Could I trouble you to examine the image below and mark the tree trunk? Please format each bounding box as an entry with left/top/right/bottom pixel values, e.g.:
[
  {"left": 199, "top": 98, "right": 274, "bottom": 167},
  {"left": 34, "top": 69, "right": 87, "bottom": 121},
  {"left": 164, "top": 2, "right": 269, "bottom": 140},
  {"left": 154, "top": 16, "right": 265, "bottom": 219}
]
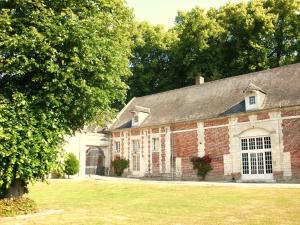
[{"left": 1, "top": 179, "right": 26, "bottom": 199}]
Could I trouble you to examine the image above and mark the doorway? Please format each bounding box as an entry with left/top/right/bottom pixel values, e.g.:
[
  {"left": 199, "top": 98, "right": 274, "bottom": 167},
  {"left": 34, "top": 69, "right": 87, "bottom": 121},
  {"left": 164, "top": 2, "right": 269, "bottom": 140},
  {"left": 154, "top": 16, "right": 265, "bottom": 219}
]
[
  {"left": 85, "top": 147, "right": 105, "bottom": 175},
  {"left": 241, "top": 136, "right": 273, "bottom": 180}
]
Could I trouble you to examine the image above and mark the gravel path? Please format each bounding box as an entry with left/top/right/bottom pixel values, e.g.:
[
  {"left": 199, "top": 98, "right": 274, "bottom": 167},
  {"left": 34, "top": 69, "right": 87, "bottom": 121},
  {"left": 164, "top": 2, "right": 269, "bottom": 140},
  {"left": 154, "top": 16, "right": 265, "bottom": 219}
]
[{"left": 81, "top": 175, "right": 300, "bottom": 189}]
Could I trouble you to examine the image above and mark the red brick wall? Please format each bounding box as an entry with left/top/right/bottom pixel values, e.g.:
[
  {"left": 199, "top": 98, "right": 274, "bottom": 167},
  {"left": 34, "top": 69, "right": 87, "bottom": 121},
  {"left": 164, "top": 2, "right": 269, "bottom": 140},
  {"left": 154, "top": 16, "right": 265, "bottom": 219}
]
[
  {"left": 113, "top": 132, "right": 120, "bottom": 137},
  {"left": 237, "top": 115, "right": 249, "bottom": 123},
  {"left": 131, "top": 129, "right": 140, "bottom": 136},
  {"left": 161, "top": 134, "right": 166, "bottom": 173},
  {"left": 152, "top": 152, "right": 160, "bottom": 175},
  {"left": 204, "top": 126, "right": 230, "bottom": 179},
  {"left": 257, "top": 112, "right": 270, "bottom": 120},
  {"left": 172, "top": 131, "right": 198, "bottom": 157},
  {"left": 172, "top": 130, "right": 198, "bottom": 176},
  {"left": 204, "top": 118, "right": 228, "bottom": 127},
  {"left": 181, "top": 157, "right": 195, "bottom": 177},
  {"left": 171, "top": 121, "right": 197, "bottom": 131},
  {"left": 151, "top": 128, "right": 159, "bottom": 133},
  {"left": 282, "top": 118, "right": 300, "bottom": 180},
  {"left": 282, "top": 108, "right": 300, "bottom": 117}
]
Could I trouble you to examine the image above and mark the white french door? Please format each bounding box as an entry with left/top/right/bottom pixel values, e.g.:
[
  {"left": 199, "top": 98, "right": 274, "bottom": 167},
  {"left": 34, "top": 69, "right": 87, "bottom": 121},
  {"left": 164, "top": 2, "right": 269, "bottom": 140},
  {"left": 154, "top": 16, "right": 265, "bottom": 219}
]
[
  {"left": 241, "top": 136, "right": 273, "bottom": 180},
  {"left": 131, "top": 140, "right": 141, "bottom": 176}
]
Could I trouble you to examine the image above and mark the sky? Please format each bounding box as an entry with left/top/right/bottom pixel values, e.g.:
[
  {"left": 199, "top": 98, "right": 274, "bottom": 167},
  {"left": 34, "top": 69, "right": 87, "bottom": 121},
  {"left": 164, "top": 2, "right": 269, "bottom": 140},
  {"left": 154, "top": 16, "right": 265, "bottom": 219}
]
[{"left": 126, "top": 0, "right": 246, "bottom": 28}]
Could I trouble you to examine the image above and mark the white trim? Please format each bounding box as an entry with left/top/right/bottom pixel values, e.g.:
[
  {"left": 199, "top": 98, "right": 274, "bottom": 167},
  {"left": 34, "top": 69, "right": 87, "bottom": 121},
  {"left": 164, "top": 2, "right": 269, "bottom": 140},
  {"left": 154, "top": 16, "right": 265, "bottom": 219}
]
[
  {"left": 171, "top": 128, "right": 198, "bottom": 133},
  {"left": 111, "top": 114, "right": 300, "bottom": 136},
  {"left": 281, "top": 115, "right": 300, "bottom": 120},
  {"left": 203, "top": 124, "right": 228, "bottom": 129}
]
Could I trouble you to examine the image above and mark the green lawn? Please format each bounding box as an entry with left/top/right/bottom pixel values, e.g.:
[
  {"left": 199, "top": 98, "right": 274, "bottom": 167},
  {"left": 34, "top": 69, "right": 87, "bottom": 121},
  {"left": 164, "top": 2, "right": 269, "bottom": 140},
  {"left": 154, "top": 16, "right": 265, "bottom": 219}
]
[{"left": 2, "top": 179, "right": 300, "bottom": 225}]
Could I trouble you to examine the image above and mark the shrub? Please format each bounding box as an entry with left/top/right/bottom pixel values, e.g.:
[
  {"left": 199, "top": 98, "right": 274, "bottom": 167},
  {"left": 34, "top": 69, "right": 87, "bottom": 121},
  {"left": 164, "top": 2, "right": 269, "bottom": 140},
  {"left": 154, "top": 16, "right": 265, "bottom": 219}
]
[
  {"left": 64, "top": 153, "right": 80, "bottom": 178},
  {"left": 111, "top": 158, "right": 129, "bottom": 176},
  {"left": 0, "top": 197, "right": 38, "bottom": 217},
  {"left": 191, "top": 155, "right": 213, "bottom": 180}
]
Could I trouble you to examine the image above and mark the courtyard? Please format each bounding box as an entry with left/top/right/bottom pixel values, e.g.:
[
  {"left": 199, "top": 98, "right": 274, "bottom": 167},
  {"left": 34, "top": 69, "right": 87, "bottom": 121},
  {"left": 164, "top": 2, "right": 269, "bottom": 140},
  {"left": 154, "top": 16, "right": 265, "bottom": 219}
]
[{"left": 1, "top": 178, "right": 300, "bottom": 225}]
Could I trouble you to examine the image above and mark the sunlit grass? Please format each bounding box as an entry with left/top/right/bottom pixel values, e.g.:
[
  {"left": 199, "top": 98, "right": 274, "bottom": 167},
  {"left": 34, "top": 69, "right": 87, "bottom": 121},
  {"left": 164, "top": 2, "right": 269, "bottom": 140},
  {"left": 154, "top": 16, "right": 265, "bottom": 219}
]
[{"left": 3, "top": 179, "right": 300, "bottom": 225}]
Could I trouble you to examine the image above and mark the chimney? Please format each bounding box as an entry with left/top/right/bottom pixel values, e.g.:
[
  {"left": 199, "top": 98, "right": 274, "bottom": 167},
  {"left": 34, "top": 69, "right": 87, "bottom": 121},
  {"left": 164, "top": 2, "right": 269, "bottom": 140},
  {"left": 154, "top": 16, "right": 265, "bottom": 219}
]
[{"left": 195, "top": 75, "right": 205, "bottom": 85}]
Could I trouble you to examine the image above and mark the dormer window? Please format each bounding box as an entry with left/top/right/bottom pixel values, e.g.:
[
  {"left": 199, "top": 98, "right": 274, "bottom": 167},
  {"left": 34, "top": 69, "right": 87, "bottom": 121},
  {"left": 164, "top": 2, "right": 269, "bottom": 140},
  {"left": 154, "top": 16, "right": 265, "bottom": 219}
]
[
  {"left": 243, "top": 83, "right": 266, "bottom": 111},
  {"left": 134, "top": 115, "right": 139, "bottom": 123},
  {"left": 249, "top": 96, "right": 256, "bottom": 105},
  {"left": 130, "top": 105, "right": 150, "bottom": 127}
]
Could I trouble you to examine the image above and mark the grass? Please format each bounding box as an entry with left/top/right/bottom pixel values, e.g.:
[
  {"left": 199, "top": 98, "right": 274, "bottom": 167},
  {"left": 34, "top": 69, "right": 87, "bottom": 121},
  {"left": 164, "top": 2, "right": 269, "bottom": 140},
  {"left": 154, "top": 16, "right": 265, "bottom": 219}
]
[{"left": 1, "top": 179, "right": 300, "bottom": 225}]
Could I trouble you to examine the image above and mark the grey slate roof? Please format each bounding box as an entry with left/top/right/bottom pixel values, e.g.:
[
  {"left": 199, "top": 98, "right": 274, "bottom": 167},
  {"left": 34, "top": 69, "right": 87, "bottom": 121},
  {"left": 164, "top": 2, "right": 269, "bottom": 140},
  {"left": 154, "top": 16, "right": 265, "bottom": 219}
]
[{"left": 111, "top": 63, "right": 300, "bottom": 130}]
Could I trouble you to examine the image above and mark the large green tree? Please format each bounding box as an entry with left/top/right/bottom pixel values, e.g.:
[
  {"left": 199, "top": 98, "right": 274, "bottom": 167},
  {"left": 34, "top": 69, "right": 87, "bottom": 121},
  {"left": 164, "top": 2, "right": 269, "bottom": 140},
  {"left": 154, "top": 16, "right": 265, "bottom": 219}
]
[
  {"left": 213, "top": 0, "right": 276, "bottom": 77},
  {"left": 171, "top": 7, "right": 225, "bottom": 83},
  {"left": 127, "top": 22, "right": 177, "bottom": 99},
  {"left": 0, "top": 0, "right": 133, "bottom": 198},
  {"left": 128, "top": 0, "right": 299, "bottom": 97},
  {"left": 264, "top": 0, "right": 300, "bottom": 66}
]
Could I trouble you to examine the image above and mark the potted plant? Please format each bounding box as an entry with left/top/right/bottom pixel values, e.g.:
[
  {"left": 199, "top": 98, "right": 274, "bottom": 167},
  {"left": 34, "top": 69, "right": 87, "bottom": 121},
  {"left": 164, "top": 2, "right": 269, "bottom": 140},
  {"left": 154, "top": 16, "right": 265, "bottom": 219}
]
[
  {"left": 191, "top": 155, "right": 213, "bottom": 180},
  {"left": 111, "top": 158, "right": 129, "bottom": 176}
]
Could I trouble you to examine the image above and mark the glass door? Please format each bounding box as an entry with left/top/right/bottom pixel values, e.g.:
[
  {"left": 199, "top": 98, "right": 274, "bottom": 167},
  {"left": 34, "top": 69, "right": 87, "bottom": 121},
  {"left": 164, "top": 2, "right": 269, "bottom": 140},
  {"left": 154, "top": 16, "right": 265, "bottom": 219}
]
[{"left": 241, "top": 137, "right": 273, "bottom": 180}]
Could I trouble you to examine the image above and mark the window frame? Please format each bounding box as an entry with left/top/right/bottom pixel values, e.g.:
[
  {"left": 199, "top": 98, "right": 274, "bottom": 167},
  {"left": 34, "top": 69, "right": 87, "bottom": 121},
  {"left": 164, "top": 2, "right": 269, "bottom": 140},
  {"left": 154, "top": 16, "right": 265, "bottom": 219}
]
[
  {"left": 240, "top": 136, "right": 273, "bottom": 176},
  {"left": 152, "top": 137, "right": 159, "bottom": 152},
  {"left": 114, "top": 141, "right": 120, "bottom": 153},
  {"left": 132, "top": 139, "right": 140, "bottom": 153},
  {"left": 240, "top": 136, "right": 272, "bottom": 151},
  {"left": 249, "top": 96, "right": 256, "bottom": 105}
]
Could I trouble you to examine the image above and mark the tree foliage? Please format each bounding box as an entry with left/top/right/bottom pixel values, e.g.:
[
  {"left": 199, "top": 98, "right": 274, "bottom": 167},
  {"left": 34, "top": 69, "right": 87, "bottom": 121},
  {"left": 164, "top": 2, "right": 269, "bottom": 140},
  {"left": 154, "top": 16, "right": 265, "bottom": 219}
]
[
  {"left": 127, "top": 22, "right": 177, "bottom": 99},
  {"left": 0, "top": 0, "right": 133, "bottom": 198},
  {"left": 128, "top": 0, "right": 299, "bottom": 97}
]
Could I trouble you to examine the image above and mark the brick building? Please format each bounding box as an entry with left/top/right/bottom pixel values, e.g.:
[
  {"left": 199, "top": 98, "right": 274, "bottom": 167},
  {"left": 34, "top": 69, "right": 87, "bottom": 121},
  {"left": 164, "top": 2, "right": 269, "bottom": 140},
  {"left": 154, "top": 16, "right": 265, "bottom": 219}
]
[{"left": 109, "top": 64, "right": 300, "bottom": 182}]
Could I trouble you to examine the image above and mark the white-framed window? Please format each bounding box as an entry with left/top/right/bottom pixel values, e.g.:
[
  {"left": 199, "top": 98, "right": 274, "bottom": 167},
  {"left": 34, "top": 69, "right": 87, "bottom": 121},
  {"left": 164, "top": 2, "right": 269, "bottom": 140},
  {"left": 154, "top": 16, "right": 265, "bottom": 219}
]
[
  {"left": 241, "top": 137, "right": 272, "bottom": 151},
  {"left": 114, "top": 141, "right": 120, "bottom": 153},
  {"left": 152, "top": 138, "right": 159, "bottom": 152},
  {"left": 249, "top": 96, "right": 256, "bottom": 105},
  {"left": 240, "top": 136, "right": 272, "bottom": 175},
  {"left": 132, "top": 140, "right": 140, "bottom": 153}
]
